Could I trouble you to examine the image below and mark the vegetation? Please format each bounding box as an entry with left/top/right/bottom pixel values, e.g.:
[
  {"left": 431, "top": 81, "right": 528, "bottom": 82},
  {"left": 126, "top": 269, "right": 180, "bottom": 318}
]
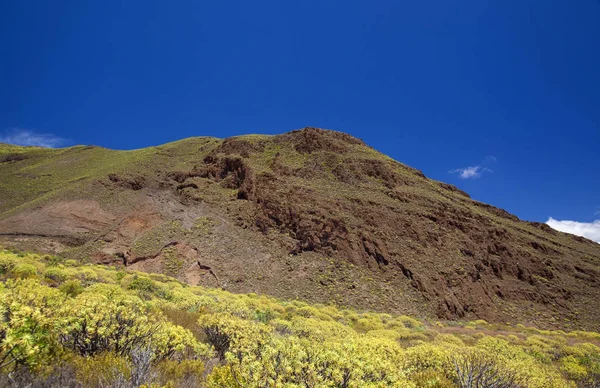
[
  {"left": 0, "top": 249, "right": 599, "bottom": 387},
  {"left": 2, "top": 129, "right": 600, "bottom": 332}
]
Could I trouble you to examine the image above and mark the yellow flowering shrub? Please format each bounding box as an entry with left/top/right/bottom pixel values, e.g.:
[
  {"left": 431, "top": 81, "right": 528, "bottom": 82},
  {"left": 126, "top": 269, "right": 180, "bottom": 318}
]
[
  {"left": 57, "top": 284, "right": 199, "bottom": 358},
  {"left": 43, "top": 267, "right": 67, "bottom": 283},
  {"left": 0, "top": 250, "right": 598, "bottom": 387},
  {"left": 10, "top": 263, "right": 38, "bottom": 279},
  {"left": 198, "top": 312, "right": 272, "bottom": 360},
  {"left": 0, "top": 279, "right": 64, "bottom": 369},
  {"left": 403, "top": 342, "right": 454, "bottom": 374},
  {"left": 207, "top": 331, "right": 414, "bottom": 387},
  {"left": 0, "top": 255, "right": 17, "bottom": 275}
]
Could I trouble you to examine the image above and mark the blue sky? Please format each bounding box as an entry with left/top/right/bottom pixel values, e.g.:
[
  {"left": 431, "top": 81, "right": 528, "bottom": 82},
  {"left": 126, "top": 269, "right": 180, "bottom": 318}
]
[{"left": 1, "top": 1, "right": 599, "bottom": 240}]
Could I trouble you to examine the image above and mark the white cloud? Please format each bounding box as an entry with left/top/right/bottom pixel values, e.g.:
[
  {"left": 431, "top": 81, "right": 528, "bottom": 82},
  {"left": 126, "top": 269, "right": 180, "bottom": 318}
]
[
  {"left": 0, "top": 128, "right": 64, "bottom": 148},
  {"left": 484, "top": 155, "right": 497, "bottom": 163},
  {"left": 449, "top": 166, "right": 491, "bottom": 179},
  {"left": 546, "top": 217, "right": 600, "bottom": 243}
]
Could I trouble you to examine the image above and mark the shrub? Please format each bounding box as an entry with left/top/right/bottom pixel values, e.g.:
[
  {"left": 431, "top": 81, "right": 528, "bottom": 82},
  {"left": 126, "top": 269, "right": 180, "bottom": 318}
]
[
  {"left": 411, "top": 370, "right": 455, "bottom": 388},
  {"left": 560, "top": 355, "right": 588, "bottom": 381},
  {"left": 254, "top": 309, "right": 275, "bottom": 323},
  {"left": 0, "top": 153, "right": 27, "bottom": 163},
  {"left": 128, "top": 276, "right": 158, "bottom": 293},
  {"left": 78, "top": 267, "right": 99, "bottom": 283},
  {"left": 451, "top": 350, "right": 525, "bottom": 388},
  {"left": 399, "top": 315, "right": 423, "bottom": 329},
  {"left": 404, "top": 343, "right": 453, "bottom": 374},
  {"left": 353, "top": 315, "right": 385, "bottom": 332},
  {"left": 198, "top": 312, "right": 271, "bottom": 360},
  {"left": 0, "top": 279, "right": 63, "bottom": 369},
  {"left": 57, "top": 287, "right": 198, "bottom": 359},
  {"left": 72, "top": 352, "right": 131, "bottom": 387},
  {"left": 41, "top": 254, "right": 63, "bottom": 266},
  {"left": 59, "top": 279, "right": 84, "bottom": 297},
  {"left": 0, "top": 364, "right": 79, "bottom": 387},
  {"left": 44, "top": 267, "right": 67, "bottom": 283},
  {"left": 10, "top": 263, "right": 37, "bottom": 279},
  {"left": 0, "top": 255, "right": 17, "bottom": 275},
  {"left": 155, "top": 358, "right": 205, "bottom": 386}
]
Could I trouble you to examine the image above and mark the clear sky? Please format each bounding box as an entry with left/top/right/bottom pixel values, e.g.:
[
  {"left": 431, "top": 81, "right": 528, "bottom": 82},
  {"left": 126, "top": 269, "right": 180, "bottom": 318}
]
[{"left": 1, "top": 1, "right": 599, "bottom": 240}]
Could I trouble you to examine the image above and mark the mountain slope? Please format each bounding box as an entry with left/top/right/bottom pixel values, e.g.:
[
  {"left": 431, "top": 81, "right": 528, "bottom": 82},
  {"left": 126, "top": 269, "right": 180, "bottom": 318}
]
[{"left": 1, "top": 127, "right": 599, "bottom": 330}]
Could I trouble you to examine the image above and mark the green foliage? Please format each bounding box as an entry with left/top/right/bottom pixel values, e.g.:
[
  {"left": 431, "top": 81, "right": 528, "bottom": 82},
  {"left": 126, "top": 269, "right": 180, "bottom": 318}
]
[
  {"left": 128, "top": 275, "right": 158, "bottom": 293},
  {"left": 193, "top": 216, "right": 214, "bottom": 235},
  {"left": 10, "top": 263, "right": 38, "bottom": 279},
  {"left": 43, "top": 267, "right": 67, "bottom": 283},
  {"left": 0, "top": 255, "right": 16, "bottom": 275},
  {"left": 162, "top": 246, "right": 185, "bottom": 277},
  {"left": 59, "top": 279, "right": 84, "bottom": 297}
]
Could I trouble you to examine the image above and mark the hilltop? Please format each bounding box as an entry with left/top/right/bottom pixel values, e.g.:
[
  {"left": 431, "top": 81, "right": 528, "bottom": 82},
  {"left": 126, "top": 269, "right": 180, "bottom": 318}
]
[{"left": 1, "top": 127, "right": 599, "bottom": 330}]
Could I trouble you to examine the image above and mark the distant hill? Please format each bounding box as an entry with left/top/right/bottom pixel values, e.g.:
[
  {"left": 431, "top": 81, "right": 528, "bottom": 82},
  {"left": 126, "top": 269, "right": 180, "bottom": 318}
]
[{"left": 1, "top": 127, "right": 599, "bottom": 330}]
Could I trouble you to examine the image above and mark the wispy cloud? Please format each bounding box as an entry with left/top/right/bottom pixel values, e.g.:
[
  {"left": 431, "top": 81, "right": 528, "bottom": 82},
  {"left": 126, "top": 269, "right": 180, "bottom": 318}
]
[
  {"left": 0, "top": 128, "right": 65, "bottom": 148},
  {"left": 450, "top": 155, "right": 496, "bottom": 179},
  {"left": 546, "top": 217, "right": 600, "bottom": 243},
  {"left": 449, "top": 166, "right": 491, "bottom": 179}
]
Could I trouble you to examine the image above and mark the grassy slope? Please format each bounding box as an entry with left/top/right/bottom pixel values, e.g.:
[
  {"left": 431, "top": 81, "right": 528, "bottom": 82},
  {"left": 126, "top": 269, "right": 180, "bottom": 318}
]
[
  {"left": 0, "top": 138, "right": 216, "bottom": 217},
  {"left": 2, "top": 134, "right": 596, "bottom": 257}
]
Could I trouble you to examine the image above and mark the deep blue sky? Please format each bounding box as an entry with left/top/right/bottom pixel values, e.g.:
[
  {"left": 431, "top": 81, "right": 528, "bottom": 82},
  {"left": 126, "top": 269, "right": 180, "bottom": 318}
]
[{"left": 1, "top": 1, "right": 599, "bottom": 230}]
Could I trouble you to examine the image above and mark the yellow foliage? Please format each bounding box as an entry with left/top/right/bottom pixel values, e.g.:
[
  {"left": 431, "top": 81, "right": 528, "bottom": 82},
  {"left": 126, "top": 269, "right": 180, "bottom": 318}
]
[
  {"left": 403, "top": 343, "right": 453, "bottom": 374},
  {"left": 11, "top": 263, "right": 38, "bottom": 279},
  {"left": 71, "top": 352, "right": 131, "bottom": 387},
  {"left": 0, "top": 250, "right": 598, "bottom": 387}
]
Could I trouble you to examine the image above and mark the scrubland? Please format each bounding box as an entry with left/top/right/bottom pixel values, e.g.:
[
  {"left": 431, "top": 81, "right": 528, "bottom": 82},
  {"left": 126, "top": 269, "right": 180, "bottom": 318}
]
[{"left": 1, "top": 250, "right": 599, "bottom": 387}]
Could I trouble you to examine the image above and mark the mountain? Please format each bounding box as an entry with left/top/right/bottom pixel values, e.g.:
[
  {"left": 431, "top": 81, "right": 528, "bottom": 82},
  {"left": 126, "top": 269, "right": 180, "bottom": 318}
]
[{"left": 1, "top": 127, "right": 599, "bottom": 330}]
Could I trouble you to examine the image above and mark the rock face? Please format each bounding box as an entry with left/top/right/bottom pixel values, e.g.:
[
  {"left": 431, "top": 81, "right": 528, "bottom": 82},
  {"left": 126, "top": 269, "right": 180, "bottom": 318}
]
[{"left": 1, "top": 127, "right": 599, "bottom": 330}]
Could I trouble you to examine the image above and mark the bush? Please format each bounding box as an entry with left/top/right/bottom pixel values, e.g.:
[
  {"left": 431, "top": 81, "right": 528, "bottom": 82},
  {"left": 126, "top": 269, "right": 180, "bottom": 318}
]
[
  {"left": 72, "top": 352, "right": 131, "bottom": 387},
  {"left": 44, "top": 267, "right": 67, "bottom": 283},
  {"left": 0, "top": 255, "right": 17, "bottom": 275},
  {"left": 57, "top": 287, "right": 198, "bottom": 359},
  {"left": 411, "top": 370, "right": 455, "bottom": 388},
  {"left": 128, "top": 276, "right": 158, "bottom": 293},
  {"left": 199, "top": 312, "right": 271, "bottom": 360},
  {"left": 59, "top": 279, "right": 84, "bottom": 297},
  {"left": 155, "top": 358, "right": 205, "bottom": 386},
  {"left": 399, "top": 315, "right": 423, "bottom": 329},
  {"left": 0, "top": 279, "right": 63, "bottom": 369},
  {"left": 78, "top": 267, "right": 99, "bottom": 283},
  {"left": 41, "top": 254, "right": 63, "bottom": 266},
  {"left": 10, "top": 263, "right": 37, "bottom": 279},
  {"left": 451, "top": 350, "right": 525, "bottom": 388}
]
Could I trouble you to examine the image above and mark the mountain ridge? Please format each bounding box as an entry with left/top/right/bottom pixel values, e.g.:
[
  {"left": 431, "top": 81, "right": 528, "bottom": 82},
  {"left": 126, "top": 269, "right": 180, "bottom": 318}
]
[{"left": 1, "top": 127, "right": 599, "bottom": 330}]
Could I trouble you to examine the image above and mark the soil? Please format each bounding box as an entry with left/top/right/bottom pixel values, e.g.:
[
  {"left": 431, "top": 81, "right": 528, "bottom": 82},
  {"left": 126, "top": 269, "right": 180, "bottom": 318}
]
[{"left": 1, "top": 127, "right": 599, "bottom": 331}]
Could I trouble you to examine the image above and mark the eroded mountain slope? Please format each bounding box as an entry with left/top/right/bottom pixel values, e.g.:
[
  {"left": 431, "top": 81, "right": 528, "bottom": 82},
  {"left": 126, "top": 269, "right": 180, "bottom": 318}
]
[{"left": 1, "top": 128, "right": 599, "bottom": 330}]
